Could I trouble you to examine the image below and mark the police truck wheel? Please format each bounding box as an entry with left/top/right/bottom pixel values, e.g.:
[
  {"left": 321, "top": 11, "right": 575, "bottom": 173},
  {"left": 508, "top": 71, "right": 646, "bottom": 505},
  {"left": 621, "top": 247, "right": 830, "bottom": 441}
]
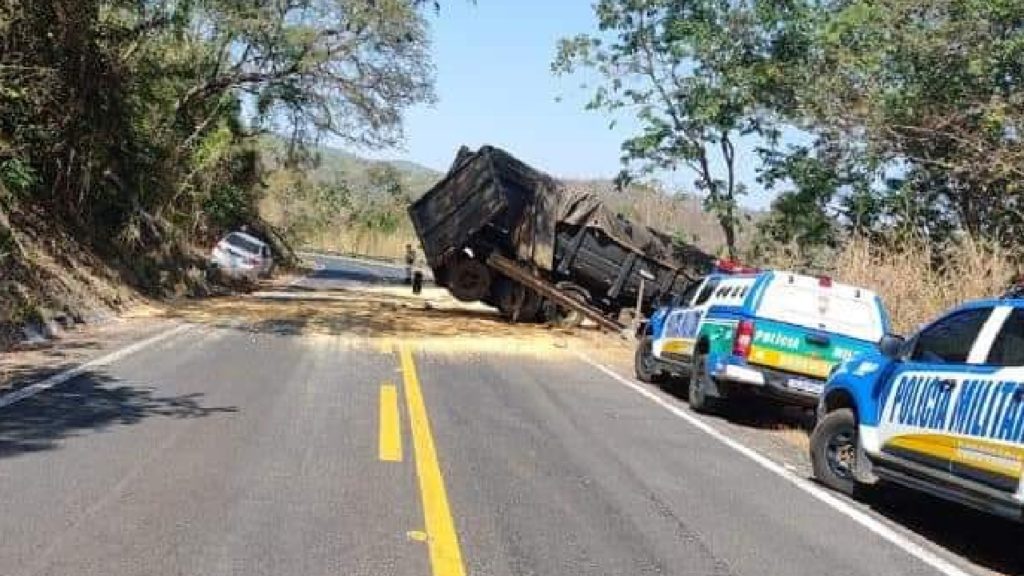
[
  {"left": 810, "top": 408, "right": 860, "bottom": 497},
  {"left": 688, "top": 353, "right": 717, "bottom": 413},
  {"left": 634, "top": 337, "right": 664, "bottom": 383}
]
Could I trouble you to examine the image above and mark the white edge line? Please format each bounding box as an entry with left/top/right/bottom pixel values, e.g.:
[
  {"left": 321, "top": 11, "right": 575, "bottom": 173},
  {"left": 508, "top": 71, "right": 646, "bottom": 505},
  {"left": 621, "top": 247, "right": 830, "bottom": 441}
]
[
  {"left": 0, "top": 324, "right": 194, "bottom": 410},
  {"left": 576, "top": 353, "right": 972, "bottom": 576}
]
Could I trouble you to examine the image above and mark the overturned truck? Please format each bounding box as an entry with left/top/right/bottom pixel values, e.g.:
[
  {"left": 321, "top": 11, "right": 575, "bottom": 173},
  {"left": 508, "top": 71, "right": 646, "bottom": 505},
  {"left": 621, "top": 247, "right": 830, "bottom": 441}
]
[{"left": 408, "top": 145, "right": 716, "bottom": 331}]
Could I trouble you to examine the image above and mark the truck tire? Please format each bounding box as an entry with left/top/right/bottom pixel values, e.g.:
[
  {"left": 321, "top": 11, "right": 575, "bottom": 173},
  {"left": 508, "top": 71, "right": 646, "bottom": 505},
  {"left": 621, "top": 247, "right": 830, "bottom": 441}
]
[
  {"left": 447, "top": 258, "right": 491, "bottom": 302},
  {"left": 498, "top": 282, "right": 542, "bottom": 323},
  {"left": 810, "top": 408, "right": 861, "bottom": 497},
  {"left": 689, "top": 353, "right": 719, "bottom": 413},
  {"left": 634, "top": 337, "right": 665, "bottom": 383},
  {"left": 544, "top": 285, "right": 588, "bottom": 328},
  {"left": 518, "top": 293, "right": 543, "bottom": 323},
  {"left": 433, "top": 264, "right": 450, "bottom": 288}
]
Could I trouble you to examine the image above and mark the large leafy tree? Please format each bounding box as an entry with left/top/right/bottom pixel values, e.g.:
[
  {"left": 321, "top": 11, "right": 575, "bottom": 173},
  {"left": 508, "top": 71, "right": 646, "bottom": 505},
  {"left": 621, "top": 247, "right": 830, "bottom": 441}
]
[
  {"left": 797, "top": 0, "right": 1024, "bottom": 244},
  {"left": 553, "top": 0, "right": 809, "bottom": 258},
  {"left": 0, "top": 0, "right": 436, "bottom": 246}
]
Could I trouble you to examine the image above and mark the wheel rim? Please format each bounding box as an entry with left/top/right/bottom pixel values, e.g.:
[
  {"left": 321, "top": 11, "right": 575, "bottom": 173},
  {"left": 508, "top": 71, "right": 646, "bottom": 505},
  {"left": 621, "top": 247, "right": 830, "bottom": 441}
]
[
  {"left": 825, "top": 428, "right": 857, "bottom": 480},
  {"left": 563, "top": 309, "right": 584, "bottom": 326},
  {"left": 555, "top": 289, "right": 587, "bottom": 328}
]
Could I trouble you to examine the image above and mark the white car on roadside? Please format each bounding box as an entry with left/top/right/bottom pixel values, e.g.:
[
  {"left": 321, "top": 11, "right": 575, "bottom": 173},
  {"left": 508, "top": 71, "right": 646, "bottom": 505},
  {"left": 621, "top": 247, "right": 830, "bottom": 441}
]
[{"left": 210, "top": 231, "right": 274, "bottom": 280}]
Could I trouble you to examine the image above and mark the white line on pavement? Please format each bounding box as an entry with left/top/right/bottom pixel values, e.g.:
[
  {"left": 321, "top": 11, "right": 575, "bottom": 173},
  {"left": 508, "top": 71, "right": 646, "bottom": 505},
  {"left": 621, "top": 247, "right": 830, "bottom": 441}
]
[
  {"left": 0, "top": 323, "right": 194, "bottom": 410},
  {"left": 578, "top": 355, "right": 972, "bottom": 576}
]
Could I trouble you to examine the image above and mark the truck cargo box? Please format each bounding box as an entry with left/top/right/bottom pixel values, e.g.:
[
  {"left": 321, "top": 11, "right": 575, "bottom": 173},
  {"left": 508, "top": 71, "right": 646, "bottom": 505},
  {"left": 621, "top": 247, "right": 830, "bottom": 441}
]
[{"left": 408, "top": 145, "right": 716, "bottom": 328}]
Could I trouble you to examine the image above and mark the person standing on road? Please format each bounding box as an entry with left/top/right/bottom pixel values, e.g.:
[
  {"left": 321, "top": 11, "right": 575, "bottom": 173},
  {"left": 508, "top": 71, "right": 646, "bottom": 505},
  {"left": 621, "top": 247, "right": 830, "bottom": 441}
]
[{"left": 405, "top": 243, "right": 416, "bottom": 285}]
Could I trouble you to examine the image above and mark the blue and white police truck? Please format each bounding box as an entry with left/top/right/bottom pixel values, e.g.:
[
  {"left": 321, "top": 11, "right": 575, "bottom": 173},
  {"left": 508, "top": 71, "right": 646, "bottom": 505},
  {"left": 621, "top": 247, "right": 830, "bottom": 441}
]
[
  {"left": 812, "top": 298, "right": 1024, "bottom": 520},
  {"left": 636, "top": 266, "right": 889, "bottom": 412}
]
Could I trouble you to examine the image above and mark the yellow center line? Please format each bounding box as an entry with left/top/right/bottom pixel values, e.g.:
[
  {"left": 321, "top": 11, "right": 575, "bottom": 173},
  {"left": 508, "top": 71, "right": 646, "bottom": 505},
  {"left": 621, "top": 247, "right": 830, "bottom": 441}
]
[
  {"left": 379, "top": 384, "right": 403, "bottom": 462},
  {"left": 399, "top": 344, "right": 466, "bottom": 576}
]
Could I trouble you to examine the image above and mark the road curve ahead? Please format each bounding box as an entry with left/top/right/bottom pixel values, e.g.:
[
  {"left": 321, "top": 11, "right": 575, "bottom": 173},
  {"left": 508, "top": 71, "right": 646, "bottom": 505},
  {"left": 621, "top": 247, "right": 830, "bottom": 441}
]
[{"left": 0, "top": 257, "right": 988, "bottom": 576}]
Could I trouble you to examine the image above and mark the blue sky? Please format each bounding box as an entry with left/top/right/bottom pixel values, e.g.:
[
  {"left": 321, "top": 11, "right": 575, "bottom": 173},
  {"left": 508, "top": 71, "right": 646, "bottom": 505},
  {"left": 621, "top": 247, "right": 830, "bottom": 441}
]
[{"left": 356, "top": 1, "right": 783, "bottom": 209}]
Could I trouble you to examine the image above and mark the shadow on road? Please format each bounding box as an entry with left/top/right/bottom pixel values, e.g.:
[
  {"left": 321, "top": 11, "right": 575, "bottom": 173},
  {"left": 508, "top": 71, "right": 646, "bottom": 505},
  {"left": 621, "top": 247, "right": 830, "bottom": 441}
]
[
  {"left": 2, "top": 341, "right": 104, "bottom": 393},
  {"left": 657, "top": 378, "right": 815, "bottom": 433},
  {"left": 0, "top": 370, "right": 237, "bottom": 459},
  {"left": 861, "top": 483, "right": 1024, "bottom": 575}
]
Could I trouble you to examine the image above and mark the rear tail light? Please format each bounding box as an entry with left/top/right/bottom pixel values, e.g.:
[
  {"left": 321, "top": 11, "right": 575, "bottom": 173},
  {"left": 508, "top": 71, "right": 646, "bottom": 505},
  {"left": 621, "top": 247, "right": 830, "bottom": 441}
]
[{"left": 733, "top": 319, "right": 755, "bottom": 358}]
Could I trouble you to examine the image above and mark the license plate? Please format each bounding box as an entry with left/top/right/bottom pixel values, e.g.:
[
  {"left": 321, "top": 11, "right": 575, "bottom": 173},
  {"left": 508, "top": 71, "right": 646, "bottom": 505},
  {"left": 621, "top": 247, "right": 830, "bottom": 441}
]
[{"left": 787, "top": 378, "right": 824, "bottom": 395}]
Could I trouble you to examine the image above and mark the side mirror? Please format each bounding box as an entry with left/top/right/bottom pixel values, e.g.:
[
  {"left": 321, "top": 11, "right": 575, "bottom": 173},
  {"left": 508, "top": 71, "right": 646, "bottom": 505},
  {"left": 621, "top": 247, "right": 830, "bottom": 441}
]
[{"left": 878, "top": 334, "right": 907, "bottom": 360}]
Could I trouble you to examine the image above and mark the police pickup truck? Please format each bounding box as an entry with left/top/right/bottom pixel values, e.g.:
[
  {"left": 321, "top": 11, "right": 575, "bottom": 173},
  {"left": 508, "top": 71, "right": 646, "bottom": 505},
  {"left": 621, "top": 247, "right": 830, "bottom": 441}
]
[
  {"left": 812, "top": 298, "right": 1024, "bottom": 520},
  {"left": 635, "top": 268, "right": 889, "bottom": 413}
]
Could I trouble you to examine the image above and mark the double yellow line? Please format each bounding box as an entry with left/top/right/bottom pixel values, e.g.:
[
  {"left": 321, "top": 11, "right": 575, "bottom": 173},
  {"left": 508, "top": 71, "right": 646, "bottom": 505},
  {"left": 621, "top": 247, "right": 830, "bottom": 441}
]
[{"left": 379, "top": 344, "right": 466, "bottom": 576}]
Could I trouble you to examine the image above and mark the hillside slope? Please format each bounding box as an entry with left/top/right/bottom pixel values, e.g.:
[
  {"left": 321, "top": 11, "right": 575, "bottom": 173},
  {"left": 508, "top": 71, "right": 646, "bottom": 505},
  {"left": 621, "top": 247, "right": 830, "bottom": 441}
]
[{"left": 258, "top": 138, "right": 442, "bottom": 197}]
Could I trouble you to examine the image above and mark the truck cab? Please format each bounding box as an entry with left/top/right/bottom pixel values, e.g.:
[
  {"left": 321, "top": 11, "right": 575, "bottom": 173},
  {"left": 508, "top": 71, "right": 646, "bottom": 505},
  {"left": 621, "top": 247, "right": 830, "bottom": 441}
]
[
  {"left": 636, "top": 270, "right": 890, "bottom": 413},
  {"left": 812, "top": 299, "right": 1024, "bottom": 521}
]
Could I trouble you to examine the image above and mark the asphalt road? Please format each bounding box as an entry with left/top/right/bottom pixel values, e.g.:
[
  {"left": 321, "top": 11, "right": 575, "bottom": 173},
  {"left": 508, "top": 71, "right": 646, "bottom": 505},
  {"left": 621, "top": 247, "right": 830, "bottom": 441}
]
[
  {"left": 0, "top": 254, "right": 1011, "bottom": 576},
  {"left": 295, "top": 253, "right": 416, "bottom": 289}
]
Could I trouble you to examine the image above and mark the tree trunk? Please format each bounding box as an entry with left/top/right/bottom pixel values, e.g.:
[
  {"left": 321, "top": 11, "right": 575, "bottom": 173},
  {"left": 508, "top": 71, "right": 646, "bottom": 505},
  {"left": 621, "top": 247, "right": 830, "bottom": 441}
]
[{"left": 719, "top": 214, "right": 737, "bottom": 260}]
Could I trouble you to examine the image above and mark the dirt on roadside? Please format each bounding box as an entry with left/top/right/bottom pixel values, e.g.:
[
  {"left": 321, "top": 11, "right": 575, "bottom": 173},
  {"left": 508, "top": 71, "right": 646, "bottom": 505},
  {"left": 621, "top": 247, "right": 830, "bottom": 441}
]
[{"left": 0, "top": 304, "right": 177, "bottom": 393}]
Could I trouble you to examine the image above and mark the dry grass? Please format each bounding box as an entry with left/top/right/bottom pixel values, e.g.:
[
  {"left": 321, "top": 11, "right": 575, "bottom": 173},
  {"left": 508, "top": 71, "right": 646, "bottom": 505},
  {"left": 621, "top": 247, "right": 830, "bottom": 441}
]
[
  {"left": 303, "top": 229, "right": 418, "bottom": 261},
  {"left": 770, "top": 235, "right": 1016, "bottom": 334}
]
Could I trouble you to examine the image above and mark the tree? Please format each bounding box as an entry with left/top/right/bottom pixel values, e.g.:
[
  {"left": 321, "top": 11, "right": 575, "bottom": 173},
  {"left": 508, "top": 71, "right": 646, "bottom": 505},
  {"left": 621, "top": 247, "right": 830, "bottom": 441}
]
[
  {"left": 553, "top": 0, "right": 809, "bottom": 258},
  {"left": 367, "top": 163, "right": 407, "bottom": 201},
  {"left": 754, "top": 145, "right": 842, "bottom": 255},
  {"left": 795, "top": 0, "right": 1024, "bottom": 245},
  {"left": 0, "top": 0, "right": 437, "bottom": 243}
]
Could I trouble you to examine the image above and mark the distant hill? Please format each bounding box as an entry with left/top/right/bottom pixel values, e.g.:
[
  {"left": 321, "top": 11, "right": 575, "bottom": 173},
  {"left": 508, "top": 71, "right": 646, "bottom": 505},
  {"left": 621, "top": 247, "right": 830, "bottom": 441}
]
[{"left": 258, "top": 136, "right": 443, "bottom": 197}]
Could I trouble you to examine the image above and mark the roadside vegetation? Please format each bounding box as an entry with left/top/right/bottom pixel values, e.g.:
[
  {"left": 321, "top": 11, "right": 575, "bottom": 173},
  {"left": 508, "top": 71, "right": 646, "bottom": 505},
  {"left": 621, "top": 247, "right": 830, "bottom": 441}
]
[
  {"left": 259, "top": 141, "right": 429, "bottom": 260},
  {"left": 0, "top": 0, "right": 437, "bottom": 346}
]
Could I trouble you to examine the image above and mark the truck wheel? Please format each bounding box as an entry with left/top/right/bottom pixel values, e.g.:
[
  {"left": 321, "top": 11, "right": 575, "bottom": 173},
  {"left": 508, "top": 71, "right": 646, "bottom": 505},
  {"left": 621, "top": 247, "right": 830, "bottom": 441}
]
[
  {"left": 447, "top": 258, "right": 491, "bottom": 302},
  {"left": 546, "top": 304, "right": 585, "bottom": 329},
  {"left": 495, "top": 282, "right": 544, "bottom": 323},
  {"left": 544, "top": 285, "right": 588, "bottom": 328},
  {"left": 688, "top": 353, "right": 719, "bottom": 413},
  {"left": 810, "top": 408, "right": 861, "bottom": 497},
  {"left": 634, "top": 337, "right": 665, "bottom": 383},
  {"left": 501, "top": 283, "right": 542, "bottom": 323}
]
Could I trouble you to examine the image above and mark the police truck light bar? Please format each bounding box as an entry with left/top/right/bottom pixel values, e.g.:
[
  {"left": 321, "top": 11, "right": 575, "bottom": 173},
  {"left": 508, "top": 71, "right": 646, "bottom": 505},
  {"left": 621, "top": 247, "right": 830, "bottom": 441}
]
[{"left": 715, "top": 259, "right": 760, "bottom": 275}]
